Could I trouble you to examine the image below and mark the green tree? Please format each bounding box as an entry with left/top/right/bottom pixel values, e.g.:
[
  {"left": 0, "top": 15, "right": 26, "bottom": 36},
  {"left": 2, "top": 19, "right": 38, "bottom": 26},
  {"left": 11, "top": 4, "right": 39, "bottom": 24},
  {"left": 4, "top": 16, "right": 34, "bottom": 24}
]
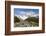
[{"left": 14, "top": 16, "right": 20, "bottom": 23}]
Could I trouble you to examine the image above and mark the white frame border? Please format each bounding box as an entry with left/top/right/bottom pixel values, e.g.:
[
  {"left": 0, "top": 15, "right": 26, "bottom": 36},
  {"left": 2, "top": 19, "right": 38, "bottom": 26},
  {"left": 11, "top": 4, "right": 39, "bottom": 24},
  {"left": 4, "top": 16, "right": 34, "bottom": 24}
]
[{"left": 11, "top": 5, "right": 42, "bottom": 31}]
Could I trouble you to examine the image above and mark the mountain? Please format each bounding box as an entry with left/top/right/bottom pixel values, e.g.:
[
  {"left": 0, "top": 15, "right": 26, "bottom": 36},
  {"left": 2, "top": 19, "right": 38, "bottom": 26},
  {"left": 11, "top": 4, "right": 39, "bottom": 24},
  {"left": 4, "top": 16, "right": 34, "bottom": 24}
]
[
  {"left": 25, "top": 17, "right": 39, "bottom": 23},
  {"left": 15, "top": 15, "right": 28, "bottom": 20},
  {"left": 15, "top": 13, "right": 39, "bottom": 20}
]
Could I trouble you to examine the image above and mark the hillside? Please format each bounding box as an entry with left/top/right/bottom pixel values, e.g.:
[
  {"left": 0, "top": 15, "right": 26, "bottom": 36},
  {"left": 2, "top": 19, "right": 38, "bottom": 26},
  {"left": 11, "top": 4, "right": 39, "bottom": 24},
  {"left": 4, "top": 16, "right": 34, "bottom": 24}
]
[
  {"left": 14, "top": 16, "right": 39, "bottom": 27},
  {"left": 14, "top": 16, "right": 20, "bottom": 23},
  {"left": 25, "top": 17, "right": 39, "bottom": 23}
]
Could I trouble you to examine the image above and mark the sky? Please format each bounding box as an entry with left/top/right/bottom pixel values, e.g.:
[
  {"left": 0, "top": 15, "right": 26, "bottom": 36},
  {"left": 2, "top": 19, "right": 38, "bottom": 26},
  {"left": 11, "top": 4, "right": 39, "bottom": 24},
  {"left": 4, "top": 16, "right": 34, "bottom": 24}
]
[
  {"left": 14, "top": 8, "right": 39, "bottom": 16},
  {"left": 14, "top": 8, "right": 39, "bottom": 20}
]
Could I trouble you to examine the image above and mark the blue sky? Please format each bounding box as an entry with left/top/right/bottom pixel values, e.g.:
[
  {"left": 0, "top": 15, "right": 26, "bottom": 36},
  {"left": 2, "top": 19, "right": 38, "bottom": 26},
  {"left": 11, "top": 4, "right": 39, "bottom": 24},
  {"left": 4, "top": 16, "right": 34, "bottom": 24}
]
[{"left": 14, "top": 8, "right": 39, "bottom": 16}]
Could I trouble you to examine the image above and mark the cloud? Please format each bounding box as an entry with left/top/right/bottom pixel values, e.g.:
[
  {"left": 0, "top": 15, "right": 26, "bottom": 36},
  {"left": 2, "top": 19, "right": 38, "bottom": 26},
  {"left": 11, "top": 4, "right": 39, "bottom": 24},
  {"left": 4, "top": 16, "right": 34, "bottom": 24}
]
[{"left": 24, "top": 11, "right": 38, "bottom": 17}]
